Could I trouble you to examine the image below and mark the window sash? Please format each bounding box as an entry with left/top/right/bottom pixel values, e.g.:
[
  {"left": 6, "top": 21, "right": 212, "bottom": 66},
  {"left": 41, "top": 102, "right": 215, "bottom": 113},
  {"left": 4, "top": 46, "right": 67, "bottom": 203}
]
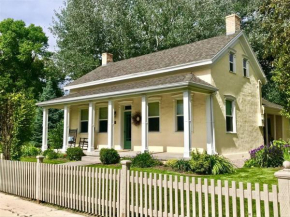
[
  {"left": 229, "top": 53, "right": 235, "bottom": 72},
  {"left": 148, "top": 102, "right": 160, "bottom": 132},
  {"left": 176, "top": 100, "right": 184, "bottom": 131},
  {"left": 99, "top": 107, "right": 108, "bottom": 132},
  {"left": 243, "top": 59, "right": 249, "bottom": 77},
  {"left": 225, "top": 100, "right": 235, "bottom": 132}
]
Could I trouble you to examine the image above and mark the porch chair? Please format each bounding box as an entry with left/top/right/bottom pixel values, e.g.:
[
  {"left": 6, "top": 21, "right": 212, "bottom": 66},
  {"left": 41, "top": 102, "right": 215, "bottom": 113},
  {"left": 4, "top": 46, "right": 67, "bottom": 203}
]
[
  {"left": 68, "top": 129, "right": 78, "bottom": 147},
  {"left": 79, "top": 138, "right": 88, "bottom": 150}
]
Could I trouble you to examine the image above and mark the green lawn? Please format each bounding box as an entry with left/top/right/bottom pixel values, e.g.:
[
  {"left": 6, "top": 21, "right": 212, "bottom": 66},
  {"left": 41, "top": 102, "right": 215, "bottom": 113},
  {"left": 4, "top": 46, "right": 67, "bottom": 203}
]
[
  {"left": 20, "top": 157, "right": 70, "bottom": 164},
  {"left": 87, "top": 164, "right": 280, "bottom": 186}
]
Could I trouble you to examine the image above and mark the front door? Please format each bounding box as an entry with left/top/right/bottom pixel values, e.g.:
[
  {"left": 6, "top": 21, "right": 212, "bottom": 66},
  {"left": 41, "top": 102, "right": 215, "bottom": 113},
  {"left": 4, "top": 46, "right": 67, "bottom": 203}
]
[{"left": 124, "top": 111, "right": 132, "bottom": 149}]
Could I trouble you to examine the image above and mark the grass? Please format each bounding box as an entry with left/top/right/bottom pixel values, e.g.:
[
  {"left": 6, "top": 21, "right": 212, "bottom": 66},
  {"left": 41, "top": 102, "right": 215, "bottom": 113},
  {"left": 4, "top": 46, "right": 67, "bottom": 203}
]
[
  {"left": 87, "top": 164, "right": 280, "bottom": 186},
  {"left": 20, "top": 156, "right": 71, "bottom": 164}
]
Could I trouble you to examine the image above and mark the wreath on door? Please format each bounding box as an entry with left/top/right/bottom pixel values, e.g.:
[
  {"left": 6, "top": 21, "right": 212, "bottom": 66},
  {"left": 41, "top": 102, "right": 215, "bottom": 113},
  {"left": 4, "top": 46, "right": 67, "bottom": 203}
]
[{"left": 132, "top": 112, "right": 141, "bottom": 126}]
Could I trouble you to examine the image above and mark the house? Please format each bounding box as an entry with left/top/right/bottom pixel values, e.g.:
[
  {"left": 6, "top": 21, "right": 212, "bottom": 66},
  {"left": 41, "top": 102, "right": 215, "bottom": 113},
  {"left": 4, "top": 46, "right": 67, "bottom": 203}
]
[{"left": 37, "top": 14, "right": 290, "bottom": 159}]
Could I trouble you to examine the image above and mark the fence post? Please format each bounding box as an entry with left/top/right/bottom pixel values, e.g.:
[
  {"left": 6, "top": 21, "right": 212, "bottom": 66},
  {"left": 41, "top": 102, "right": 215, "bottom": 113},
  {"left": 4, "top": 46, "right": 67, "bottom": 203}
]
[
  {"left": 120, "top": 160, "right": 131, "bottom": 217},
  {"left": 36, "top": 155, "right": 44, "bottom": 203},
  {"left": 275, "top": 161, "right": 290, "bottom": 217}
]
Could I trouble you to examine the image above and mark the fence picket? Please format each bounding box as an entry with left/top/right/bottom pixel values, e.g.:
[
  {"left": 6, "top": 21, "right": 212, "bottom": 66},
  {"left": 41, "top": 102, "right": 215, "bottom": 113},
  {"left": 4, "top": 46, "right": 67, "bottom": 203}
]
[
  {"left": 255, "top": 183, "right": 261, "bottom": 217},
  {"left": 272, "top": 185, "right": 279, "bottom": 217},
  {"left": 169, "top": 175, "right": 173, "bottom": 217},
  {"left": 186, "top": 177, "right": 190, "bottom": 217},
  {"left": 225, "top": 180, "right": 229, "bottom": 217},
  {"left": 198, "top": 178, "right": 202, "bottom": 217},
  {"left": 159, "top": 174, "right": 163, "bottom": 217},
  {"left": 210, "top": 179, "right": 215, "bottom": 217},
  {"left": 217, "top": 180, "right": 222, "bottom": 217},
  {"left": 180, "top": 176, "right": 184, "bottom": 217},
  {"left": 145, "top": 172, "right": 148, "bottom": 217},
  {"left": 247, "top": 183, "right": 253, "bottom": 217},
  {"left": 239, "top": 182, "right": 245, "bottom": 217},
  {"left": 232, "top": 181, "right": 237, "bottom": 217},
  {"left": 192, "top": 177, "right": 196, "bottom": 217},
  {"left": 140, "top": 172, "right": 143, "bottom": 217},
  {"left": 204, "top": 179, "right": 209, "bottom": 217},
  {"left": 174, "top": 175, "right": 178, "bottom": 217}
]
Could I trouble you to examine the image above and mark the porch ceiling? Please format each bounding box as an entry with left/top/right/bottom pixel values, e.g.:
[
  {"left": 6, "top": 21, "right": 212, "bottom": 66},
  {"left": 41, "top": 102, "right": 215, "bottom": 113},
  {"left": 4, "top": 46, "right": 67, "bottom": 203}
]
[{"left": 37, "top": 73, "right": 217, "bottom": 107}]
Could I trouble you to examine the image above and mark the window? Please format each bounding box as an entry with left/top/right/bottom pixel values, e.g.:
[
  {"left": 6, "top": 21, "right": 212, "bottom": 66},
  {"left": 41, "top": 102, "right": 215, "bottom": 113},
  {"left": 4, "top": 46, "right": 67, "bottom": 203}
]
[
  {"left": 99, "top": 107, "right": 108, "bottom": 133},
  {"left": 148, "top": 102, "right": 160, "bottom": 132},
  {"left": 243, "top": 58, "right": 249, "bottom": 77},
  {"left": 176, "top": 100, "right": 184, "bottom": 131},
  {"left": 80, "top": 109, "right": 88, "bottom": 133},
  {"left": 226, "top": 100, "right": 235, "bottom": 132},
  {"left": 229, "top": 52, "right": 235, "bottom": 73}
]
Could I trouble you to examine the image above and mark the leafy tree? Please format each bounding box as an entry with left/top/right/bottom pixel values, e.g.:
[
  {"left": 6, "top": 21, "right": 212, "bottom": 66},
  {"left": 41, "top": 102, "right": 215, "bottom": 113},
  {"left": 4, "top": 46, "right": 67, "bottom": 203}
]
[
  {"left": 0, "top": 19, "right": 51, "bottom": 98},
  {"left": 260, "top": 0, "right": 290, "bottom": 116},
  {"left": 0, "top": 92, "right": 35, "bottom": 160},
  {"left": 48, "top": 120, "right": 64, "bottom": 150},
  {"left": 51, "top": 0, "right": 261, "bottom": 80},
  {"left": 32, "top": 79, "right": 63, "bottom": 146}
]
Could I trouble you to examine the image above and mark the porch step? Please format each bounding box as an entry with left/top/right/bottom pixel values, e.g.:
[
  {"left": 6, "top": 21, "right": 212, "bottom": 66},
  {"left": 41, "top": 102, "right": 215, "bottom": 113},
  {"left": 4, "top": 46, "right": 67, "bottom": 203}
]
[{"left": 81, "top": 156, "right": 101, "bottom": 163}]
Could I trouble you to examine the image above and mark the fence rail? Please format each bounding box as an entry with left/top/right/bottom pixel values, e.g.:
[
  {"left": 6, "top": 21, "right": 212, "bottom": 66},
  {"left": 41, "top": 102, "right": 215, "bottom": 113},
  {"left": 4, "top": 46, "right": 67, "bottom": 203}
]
[{"left": 0, "top": 158, "right": 289, "bottom": 217}]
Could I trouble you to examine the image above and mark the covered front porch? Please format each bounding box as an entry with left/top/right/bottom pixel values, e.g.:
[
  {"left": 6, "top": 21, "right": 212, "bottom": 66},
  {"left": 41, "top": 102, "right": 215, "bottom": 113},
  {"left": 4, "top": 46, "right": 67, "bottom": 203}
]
[{"left": 39, "top": 74, "right": 217, "bottom": 158}]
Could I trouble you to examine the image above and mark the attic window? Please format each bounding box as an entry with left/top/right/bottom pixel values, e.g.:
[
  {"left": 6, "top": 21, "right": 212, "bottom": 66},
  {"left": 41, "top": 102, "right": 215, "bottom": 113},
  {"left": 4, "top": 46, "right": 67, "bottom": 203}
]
[
  {"left": 229, "top": 52, "right": 236, "bottom": 73},
  {"left": 243, "top": 58, "right": 249, "bottom": 77}
]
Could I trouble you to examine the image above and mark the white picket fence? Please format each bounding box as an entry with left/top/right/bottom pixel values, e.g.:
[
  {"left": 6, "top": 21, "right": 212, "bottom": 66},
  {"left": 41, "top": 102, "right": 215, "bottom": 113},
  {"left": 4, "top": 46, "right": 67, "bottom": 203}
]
[{"left": 0, "top": 159, "right": 288, "bottom": 217}]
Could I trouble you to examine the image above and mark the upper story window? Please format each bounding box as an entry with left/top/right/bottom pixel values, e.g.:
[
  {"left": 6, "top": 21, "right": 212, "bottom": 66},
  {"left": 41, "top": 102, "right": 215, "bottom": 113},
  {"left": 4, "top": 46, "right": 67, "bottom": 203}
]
[
  {"left": 243, "top": 58, "right": 249, "bottom": 77},
  {"left": 176, "top": 100, "right": 184, "bottom": 131},
  {"left": 148, "top": 102, "right": 160, "bottom": 132},
  {"left": 99, "top": 107, "right": 108, "bottom": 133},
  {"left": 229, "top": 52, "right": 236, "bottom": 73},
  {"left": 225, "top": 99, "right": 236, "bottom": 133},
  {"left": 80, "top": 109, "right": 89, "bottom": 133}
]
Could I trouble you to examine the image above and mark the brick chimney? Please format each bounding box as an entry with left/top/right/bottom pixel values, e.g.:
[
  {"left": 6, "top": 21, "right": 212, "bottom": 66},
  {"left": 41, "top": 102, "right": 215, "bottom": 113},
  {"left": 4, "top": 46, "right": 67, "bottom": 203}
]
[
  {"left": 225, "top": 14, "right": 241, "bottom": 35},
  {"left": 102, "top": 53, "right": 113, "bottom": 66}
]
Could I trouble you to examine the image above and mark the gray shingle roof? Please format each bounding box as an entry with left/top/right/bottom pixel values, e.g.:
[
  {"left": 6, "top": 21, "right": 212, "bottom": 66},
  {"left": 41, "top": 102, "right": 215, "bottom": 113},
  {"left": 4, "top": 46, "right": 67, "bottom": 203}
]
[
  {"left": 67, "top": 32, "right": 240, "bottom": 87},
  {"left": 262, "top": 98, "right": 283, "bottom": 110},
  {"left": 39, "top": 73, "right": 216, "bottom": 105}
]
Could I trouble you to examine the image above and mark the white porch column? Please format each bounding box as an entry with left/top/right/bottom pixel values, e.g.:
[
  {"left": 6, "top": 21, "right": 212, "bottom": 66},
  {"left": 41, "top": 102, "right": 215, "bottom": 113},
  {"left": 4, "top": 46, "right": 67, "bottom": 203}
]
[
  {"left": 141, "top": 95, "right": 148, "bottom": 153},
  {"left": 41, "top": 107, "right": 48, "bottom": 151},
  {"left": 183, "top": 90, "right": 192, "bottom": 158},
  {"left": 108, "top": 100, "right": 114, "bottom": 149},
  {"left": 62, "top": 105, "right": 70, "bottom": 152},
  {"left": 88, "top": 102, "right": 96, "bottom": 152},
  {"left": 206, "top": 94, "right": 216, "bottom": 155}
]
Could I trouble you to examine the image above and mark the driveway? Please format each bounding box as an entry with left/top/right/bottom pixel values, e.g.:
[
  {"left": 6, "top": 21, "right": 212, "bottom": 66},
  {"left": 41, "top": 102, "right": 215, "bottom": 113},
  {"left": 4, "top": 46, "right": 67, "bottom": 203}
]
[{"left": 0, "top": 192, "right": 85, "bottom": 217}]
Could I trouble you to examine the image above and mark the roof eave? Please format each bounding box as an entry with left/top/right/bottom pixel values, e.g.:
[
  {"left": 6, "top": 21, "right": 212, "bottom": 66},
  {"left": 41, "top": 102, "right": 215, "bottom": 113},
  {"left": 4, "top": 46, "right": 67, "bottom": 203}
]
[{"left": 37, "top": 81, "right": 217, "bottom": 107}]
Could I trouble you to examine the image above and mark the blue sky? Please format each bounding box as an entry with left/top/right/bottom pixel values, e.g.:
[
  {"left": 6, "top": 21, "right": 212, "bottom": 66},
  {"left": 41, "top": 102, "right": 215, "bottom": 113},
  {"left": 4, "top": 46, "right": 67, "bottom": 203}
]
[{"left": 0, "top": 0, "right": 65, "bottom": 51}]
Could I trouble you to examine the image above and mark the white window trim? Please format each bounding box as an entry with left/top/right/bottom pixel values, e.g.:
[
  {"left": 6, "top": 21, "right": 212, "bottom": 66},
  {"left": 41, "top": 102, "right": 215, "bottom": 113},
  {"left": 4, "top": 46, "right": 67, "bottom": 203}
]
[
  {"left": 97, "top": 106, "right": 108, "bottom": 133},
  {"left": 148, "top": 101, "right": 161, "bottom": 132},
  {"left": 80, "top": 108, "right": 89, "bottom": 134},
  {"left": 175, "top": 99, "right": 184, "bottom": 132},
  {"left": 229, "top": 52, "right": 236, "bottom": 73},
  {"left": 225, "top": 97, "right": 237, "bottom": 133},
  {"left": 243, "top": 58, "right": 250, "bottom": 78}
]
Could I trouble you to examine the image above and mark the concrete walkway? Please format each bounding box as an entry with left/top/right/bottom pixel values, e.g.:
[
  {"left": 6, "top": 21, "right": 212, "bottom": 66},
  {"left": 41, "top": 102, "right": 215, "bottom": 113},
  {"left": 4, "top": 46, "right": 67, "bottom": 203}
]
[{"left": 0, "top": 192, "right": 85, "bottom": 217}]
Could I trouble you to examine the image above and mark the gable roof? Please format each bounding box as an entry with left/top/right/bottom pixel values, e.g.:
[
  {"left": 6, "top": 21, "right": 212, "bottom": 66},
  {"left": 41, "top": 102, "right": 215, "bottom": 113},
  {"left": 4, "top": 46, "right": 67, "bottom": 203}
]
[
  {"left": 65, "top": 31, "right": 243, "bottom": 90},
  {"left": 37, "top": 73, "right": 217, "bottom": 106}
]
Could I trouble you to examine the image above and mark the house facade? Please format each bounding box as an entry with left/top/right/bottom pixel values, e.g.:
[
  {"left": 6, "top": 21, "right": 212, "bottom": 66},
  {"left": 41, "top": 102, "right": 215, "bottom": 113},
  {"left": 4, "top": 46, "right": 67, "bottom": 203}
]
[{"left": 38, "top": 14, "right": 290, "bottom": 159}]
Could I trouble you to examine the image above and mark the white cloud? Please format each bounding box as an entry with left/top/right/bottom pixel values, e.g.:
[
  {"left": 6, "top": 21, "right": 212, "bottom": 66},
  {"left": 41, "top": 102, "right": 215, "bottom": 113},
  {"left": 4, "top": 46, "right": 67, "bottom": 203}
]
[{"left": 0, "top": 0, "right": 65, "bottom": 51}]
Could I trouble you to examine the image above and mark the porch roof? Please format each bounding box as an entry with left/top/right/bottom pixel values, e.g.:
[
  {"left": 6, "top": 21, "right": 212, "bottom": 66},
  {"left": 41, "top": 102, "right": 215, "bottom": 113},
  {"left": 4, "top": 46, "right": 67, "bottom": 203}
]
[
  {"left": 262, "top": 98, "right": 283, "bottom": 110},
  {"left": 37, "top": 73, "right": 217, "bottom": 106}
]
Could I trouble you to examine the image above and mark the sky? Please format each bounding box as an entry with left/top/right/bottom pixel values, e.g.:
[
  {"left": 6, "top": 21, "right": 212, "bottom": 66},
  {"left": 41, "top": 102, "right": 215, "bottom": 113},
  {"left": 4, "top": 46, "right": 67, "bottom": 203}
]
[{"left": 0, "top": 0, "right": 65, "bottom": 51}]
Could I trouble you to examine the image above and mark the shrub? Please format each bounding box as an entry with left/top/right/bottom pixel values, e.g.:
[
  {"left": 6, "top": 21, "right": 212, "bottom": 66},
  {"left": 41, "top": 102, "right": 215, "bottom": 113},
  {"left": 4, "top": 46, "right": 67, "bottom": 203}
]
[
  {"left": 165, "top": 159, "right": 178, "bottom": 167},
  {"left": 66, "top": 147, "right": 85, "bottom": 161},
  {"left": 189, "top": 152, "right": 235, "bottom": 175},
  {"left": 42, "top": 149, "right": 58, "bottom": 160},
  {"left": 175, "top": 159, "right": 191, "bottom": 172},
  {"left": 100, "top": 148, "right": 120, "bottom": 164},
  {"left": 245, "top": 144, "right": 284, "bottom": 168},
  {"left": 131, "top": 152, "right": 161, "bottom": 168},
  {"left": 21, "top": 142, "right": 41, "bottom": 157}
]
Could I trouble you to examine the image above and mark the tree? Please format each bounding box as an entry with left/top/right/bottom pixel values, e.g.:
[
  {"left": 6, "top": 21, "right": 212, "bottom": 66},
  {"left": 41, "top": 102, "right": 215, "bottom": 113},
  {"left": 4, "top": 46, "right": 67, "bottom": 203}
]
[
  {"left": 260, "top": 0, "right": 290, "bottom": 116},
  {"left": 51, "top": 0, "right": 262, "bottom": 80},
  {"left": 0, "top": 19, "right": 52, "bottom": 98},
  {"left": 48, "top": 120, "right": 64, "bottom": 150},
  {"left": 33, "top": 79, "right": 63, "bottom": 146},
  {"left": 0, "top": 92, "right": 35, "bottom": 160}
]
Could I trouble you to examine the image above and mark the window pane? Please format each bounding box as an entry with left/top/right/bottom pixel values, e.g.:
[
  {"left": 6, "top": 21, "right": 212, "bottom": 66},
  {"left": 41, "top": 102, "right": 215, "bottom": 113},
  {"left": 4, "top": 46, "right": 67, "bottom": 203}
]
[
  {"left": 81, "top": 109, "right": 88, "bottom": 121},
  {"left": 81, "top": 121, "right": 88, "bottom": 133},
  {"left": 229, "top": 53, "right": 234, "bottom": 62},
  {"left": 244, "top": 68, "right": 247, "bottom": 77},
  {"left": 99, "top": 107, "right": 108, "bottom": 119},
  {"left": 243, "top": 59, "right": 247, "bottom": 68},
  {"left": 226, "top": 117, "right": 233, "bottom": 132},
  {"left": 177, "top": 116, "right": 184, "bottom": 131},
  {"left": 149, "top": 117, "right": 159, "bottom": 131},
  {"left": 176, "top": 100, "right": 183, "bottom": 115},
  {"left": 226, "top": 100, "right": 232, "bottom": 116},
  {"left": 99, "top": 120, "right": 108, "bottom": 132},
  {"left": 148, "top": 102, "right": 159, "bottom": 117},
  {"left": 230, "top": 62, "right": 234, "bottom": 72}
]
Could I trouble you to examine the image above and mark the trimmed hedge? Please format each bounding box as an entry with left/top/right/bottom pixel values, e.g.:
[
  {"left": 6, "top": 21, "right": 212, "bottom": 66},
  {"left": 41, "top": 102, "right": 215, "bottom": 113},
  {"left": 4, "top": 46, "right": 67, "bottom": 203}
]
[
  {"left": 100, "top": 148, "right": 120, "bottom": 164},
  {"left": 66, "top": 147, "right": 85, "bottom": 161}
]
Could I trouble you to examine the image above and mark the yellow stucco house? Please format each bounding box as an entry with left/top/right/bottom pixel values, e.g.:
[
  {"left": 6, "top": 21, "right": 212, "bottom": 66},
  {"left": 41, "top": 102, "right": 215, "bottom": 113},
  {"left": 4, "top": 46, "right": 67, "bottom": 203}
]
[{"left": 37, "top": 14, "right": 290, "bottom": 159}]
